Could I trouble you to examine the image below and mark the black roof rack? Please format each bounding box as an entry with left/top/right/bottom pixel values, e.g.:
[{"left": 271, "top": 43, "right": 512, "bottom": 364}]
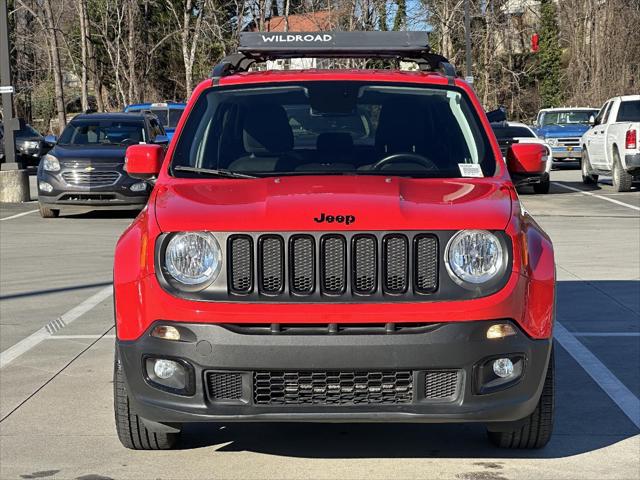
[{"left": 211, "top": 31, "right": 456, "bottom": 85}]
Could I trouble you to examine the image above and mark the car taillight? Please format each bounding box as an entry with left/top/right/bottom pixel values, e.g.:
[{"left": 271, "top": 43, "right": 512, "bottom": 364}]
[{"left": 626, "top": 129, "right": 637, "bottom": 149}]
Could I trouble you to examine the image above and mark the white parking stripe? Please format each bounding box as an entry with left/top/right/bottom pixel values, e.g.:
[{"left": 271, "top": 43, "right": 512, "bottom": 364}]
[
  {"left": 0, "top": 286, "right": 113, "bottom": 369},
  {"left": 0, "top": 209, "right": 39, "bottom": 221},
  {"left": 555, "top": 322, "right": 640, "bottom": 429},
  {"left": 47, "top": 334, "right": 116, "bottom": 340},
  {"left": 553, "top": 183, "right": 640, "bottom": 212}
]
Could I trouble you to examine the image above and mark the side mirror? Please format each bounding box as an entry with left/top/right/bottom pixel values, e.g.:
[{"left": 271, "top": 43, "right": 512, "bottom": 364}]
[
  {"left": 44, "top": 134, "right": 57, "bottom": 146},
  {"left": 125, "top": 144, "right": 164, "bottom": 180},
  {"left": 589, "top": 115, "right": 596, "bottom": 126},
  {"left": 153, "top": 134, "right": 169, "bottom": 145},
  {"left": 506, "top": 143, "right": 547, "bottom": 175}
]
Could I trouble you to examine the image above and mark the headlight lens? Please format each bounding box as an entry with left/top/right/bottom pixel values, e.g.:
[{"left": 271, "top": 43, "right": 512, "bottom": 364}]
[
  {"left": 446, "top": 230, "right": 504, "bottom": 284},
  {"left": 164, "top": 232, "right": 221, "bottom": 286},
  {"left": 42, "top": 154, "right": 60, "bottom": 172},
  {"left": 546, "top": 138, "right": 558, "bottom": 146}
]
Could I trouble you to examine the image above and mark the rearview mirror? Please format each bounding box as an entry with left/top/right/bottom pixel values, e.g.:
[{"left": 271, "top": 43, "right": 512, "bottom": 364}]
[
  {"left": 125, "top": 144, "right": 164, "bottom": 180},
  {"left": 506, "top": 143, "right": 547, "bottom": 175},
  {"left": 44, "top": 134, "right": 57, "bottom": 146}
]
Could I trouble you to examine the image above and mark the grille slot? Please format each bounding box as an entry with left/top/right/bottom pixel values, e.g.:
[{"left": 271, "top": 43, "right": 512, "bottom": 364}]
[
  {"left": 321, "top": 236, "right": 346, "bottom": 294},
  {"left": 383, "top": 235, "right": 409, "bottom": 293},
  {"left": 290, "top": 236, "right": 315, "bottom": 294},
  {"left": 254, "top": 370, "right": 413, "bottom": 405},
  {"left": 414, "top": 235, "right": 438, "bottom": 293},
  {"left": 259, "top": 236, "right": 284, "bottom": 294},
  {"left": 424, "top": 370, "right": 459, "bottom": 400},
  {"left": 205, "top": 372, "right": 243, "bottom": 400},
  {"left": 352, "top": 235, "right": 377, "bottom": 294},
  {"left": 61, "top": 171, "right": 120, "bottom": 186},
  {"left": 229, "top": 236, "right": 253, "bottom": 294}
]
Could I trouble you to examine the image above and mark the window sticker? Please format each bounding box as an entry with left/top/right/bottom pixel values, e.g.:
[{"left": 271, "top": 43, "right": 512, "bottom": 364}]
[{"left": 458, "top": 163, "right": 484, "bottom": 177}]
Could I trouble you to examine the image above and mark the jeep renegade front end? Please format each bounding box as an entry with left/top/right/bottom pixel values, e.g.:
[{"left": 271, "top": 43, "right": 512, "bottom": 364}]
[{"left": 113, "top": 32, "right": 555, "bottom": 450}]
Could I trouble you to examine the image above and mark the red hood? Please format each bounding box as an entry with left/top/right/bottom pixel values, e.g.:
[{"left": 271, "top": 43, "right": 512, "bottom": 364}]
[{"left": 153, "top": 176, "right": 513, "bottom": 232}]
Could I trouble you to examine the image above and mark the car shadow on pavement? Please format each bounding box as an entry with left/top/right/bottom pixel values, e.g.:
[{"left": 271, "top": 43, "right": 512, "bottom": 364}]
[
  {"left": 58, "top": 209, "right": 142, "bottom": 220},
  {"left": 171, "top": 280, "right": 639, "bottom": 458}
]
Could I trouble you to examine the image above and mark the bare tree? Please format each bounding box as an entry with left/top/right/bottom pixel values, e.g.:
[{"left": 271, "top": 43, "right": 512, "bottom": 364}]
[{"left": 42, "top": 0, "right": 66, "bottom": 129}]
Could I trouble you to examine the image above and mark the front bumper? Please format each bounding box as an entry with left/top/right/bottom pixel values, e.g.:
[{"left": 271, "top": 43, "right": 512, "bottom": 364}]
[
  {"left": 38, "top": 166, "right": 149, "bottom": 208},
  {"left": 118, "top": 320, "right": 552, "bottom": 425},
  {"left": 550, "top": 146, "right": 581, "bottom": 160}
]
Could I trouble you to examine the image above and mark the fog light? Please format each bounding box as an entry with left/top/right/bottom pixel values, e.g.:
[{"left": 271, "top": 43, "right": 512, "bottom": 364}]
[
  {"left": 493, "top": 358, "right": 514, "bottom": 378},
  {"left": 130, "top": 182, "right": 147, "bottom": 192},
  {"left": 154, "top": 359, "right": 179, "bottom": 379},
  {"left": 145, "top": 357, "right": 192, "bottom": 394},
  {"left": 38, "top": 181, "right": 53, "bottom": 193},
  {"left": 486, "top": 323, "right": 516, "bottom": 339},
  {"left": 151, "top": 325, "right": 181, "bottom": 341}
]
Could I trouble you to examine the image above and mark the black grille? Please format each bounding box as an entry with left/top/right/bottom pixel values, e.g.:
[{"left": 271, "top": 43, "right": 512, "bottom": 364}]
[
  {"left": 254, "top": 370, "right": 413, "bottom": 405},
  {"left": 229, "top": 236, "right": 253, "bottom": 294},
  {"left": 290, "top": 236, "right": 315, "bottom": 294},
  {"left": 206, "top": 372, "right": 243, "bottom": 400},
  {"left": 226, "top": 232, "right": 440, "bottom": 298},
  {"left": 259, "top": 236, "right": 284, "bottom": 294},
  {"left": 352, "top": 235, "right": 377, "bottom": 294},
  {"left": 424, "top": 371, "right": 459, "bottom": 399},
  {"left": 321, "top": 236, "right": 346, "bottom": 294},
  {"left": 383, "top": 235, "right": 408, "bottom": 293},
  {"left": 414, "top": 235, "right": 438, "bottom": 293}
]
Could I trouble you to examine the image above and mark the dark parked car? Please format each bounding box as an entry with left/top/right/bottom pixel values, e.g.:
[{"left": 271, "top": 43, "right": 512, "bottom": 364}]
[
  {"left": 37, "top": 112, "right": 167, "bottom": 218},
  {"left": 0, "top": 120, "right": 52, "bottom": 167}
]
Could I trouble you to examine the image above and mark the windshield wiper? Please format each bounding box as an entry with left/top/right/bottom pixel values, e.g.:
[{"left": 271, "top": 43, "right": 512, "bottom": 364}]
[{"left": 173, "top": 166, "right": 257, "bottom": 179}]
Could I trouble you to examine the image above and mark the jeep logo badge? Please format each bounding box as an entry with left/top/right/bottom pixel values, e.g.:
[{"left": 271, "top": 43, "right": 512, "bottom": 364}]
[{"left": 314, "top": 213, "right": 356, "bottom": 225}]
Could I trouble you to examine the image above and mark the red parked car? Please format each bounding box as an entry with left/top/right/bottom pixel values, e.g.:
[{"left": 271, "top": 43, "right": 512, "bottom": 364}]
[{"left": 114, "top": 32, "right": 555, "bottom": 450}]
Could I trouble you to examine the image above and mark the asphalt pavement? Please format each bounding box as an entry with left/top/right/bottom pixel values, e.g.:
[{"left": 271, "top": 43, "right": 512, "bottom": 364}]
[{"left": 0, "top": 169, "right": 638, "bottom": 480}]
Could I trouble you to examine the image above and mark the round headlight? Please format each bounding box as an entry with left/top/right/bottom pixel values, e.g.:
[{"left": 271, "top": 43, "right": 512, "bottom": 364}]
[
  {"left": 164, "top": 232, "right": 221, "bottom": 286},
  {"left": 42, "top": 154, "right": 60, "bottom": 172},
  {"left": 446, "top": 230, "right": 504, "bottom": 285}
]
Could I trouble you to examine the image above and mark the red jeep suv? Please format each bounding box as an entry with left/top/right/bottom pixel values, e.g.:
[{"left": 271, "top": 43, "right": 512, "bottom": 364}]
[{"left": 114, "top": 32, "right": 555, "bottom": 450}]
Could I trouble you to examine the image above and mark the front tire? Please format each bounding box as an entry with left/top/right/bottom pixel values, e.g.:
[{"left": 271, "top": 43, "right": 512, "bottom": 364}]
[
  {"left": 39, "top": 204, "right": 59, "bottom": 218},
  {"left": 114, "top": 353, "right": 180, "bottom": 450},
  {"left": 487, "top": 347, "right": 554, "bottom": 449},
  {"left": 612, "top": 150, "right": 633, "bottom": 192},
  {"left": 533, "top": 174, "right": 550, "bottom": 194},
  {"left": 581, "top": 151, "right": 598, "bottom": 185}
]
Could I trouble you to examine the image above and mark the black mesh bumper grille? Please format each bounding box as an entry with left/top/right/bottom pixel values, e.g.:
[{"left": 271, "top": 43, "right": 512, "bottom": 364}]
[
  {"left": 205, "top": 372, "right": 243, "bottom": 400},
  {"left": 254, "top": 370, "right": 413, "bottom": 405},
  {"left": 424, "top": 371, "right": 459, "bottom": 399},
  {"left": 226, "top": 232, "right": 439, "bottom": 298}
]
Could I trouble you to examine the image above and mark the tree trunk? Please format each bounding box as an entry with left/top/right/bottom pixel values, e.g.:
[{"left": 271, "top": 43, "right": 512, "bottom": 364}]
[
  {"left": 78, "top": 0, "right": 89, "bottom": 112},
  {"left": 43, "top": 0, "right": 66, "bottom": 131},
  {"left": 127, "top": 0, "right": 137, "bottom": 104}
]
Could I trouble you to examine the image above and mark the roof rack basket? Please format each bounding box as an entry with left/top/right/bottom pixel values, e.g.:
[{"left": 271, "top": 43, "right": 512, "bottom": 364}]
[{"left": 211, "top": 31, "right": 456, "bottom": 85}]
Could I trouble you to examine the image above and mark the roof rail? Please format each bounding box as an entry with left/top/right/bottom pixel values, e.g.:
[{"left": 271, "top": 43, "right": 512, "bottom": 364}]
[{"left": 211, "top": 31, "right": 456, "bottom": 84}]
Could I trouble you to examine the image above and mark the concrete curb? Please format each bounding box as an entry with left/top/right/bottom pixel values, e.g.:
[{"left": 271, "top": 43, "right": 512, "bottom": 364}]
[{"left": 0, "top": 169, "right": 30, "bottom": 203}]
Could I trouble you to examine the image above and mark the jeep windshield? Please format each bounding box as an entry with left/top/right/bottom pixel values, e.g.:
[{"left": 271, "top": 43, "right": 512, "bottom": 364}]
[{"left": 171, "top": 82, "right": 496, "bottom": 178}]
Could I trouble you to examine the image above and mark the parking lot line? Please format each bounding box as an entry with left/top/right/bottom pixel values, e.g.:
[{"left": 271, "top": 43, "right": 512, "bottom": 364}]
[
  {"left": 555, "top": 321, "right": 640, "bottom": 429},
  {"left": 0, "top": 209, "right": 39, "bottom": 221},
  {"left": 553, "top": 182, "right": 640, "bottom": 212},
  {"left": 0, "top": 286, "right": 113, "bottom": 369}
]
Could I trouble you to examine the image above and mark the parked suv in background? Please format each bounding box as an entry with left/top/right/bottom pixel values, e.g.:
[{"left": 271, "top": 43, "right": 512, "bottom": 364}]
[
  {"left": 0, "top": 120, "right": 52, "bottom": 168},
  {"left": 37, "top": 112, "right": 167, "bottom": 217},
  {"left": 124, "top": 102, "right": 186, "bottom": 140},
  {"left": 581, "top": 95, "right": 640, "bottom": 191},
  {"left": 534, "top": 107, "right": 598, "bottom": 164},
  {"left": 114, "top": 32, "right": 555, "bottom": 451}
]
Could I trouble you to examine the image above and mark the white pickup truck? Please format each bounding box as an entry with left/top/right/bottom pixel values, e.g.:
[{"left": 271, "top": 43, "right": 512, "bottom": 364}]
[{"left": 581, "top": 95, "right": 640, "bottom": 191}]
